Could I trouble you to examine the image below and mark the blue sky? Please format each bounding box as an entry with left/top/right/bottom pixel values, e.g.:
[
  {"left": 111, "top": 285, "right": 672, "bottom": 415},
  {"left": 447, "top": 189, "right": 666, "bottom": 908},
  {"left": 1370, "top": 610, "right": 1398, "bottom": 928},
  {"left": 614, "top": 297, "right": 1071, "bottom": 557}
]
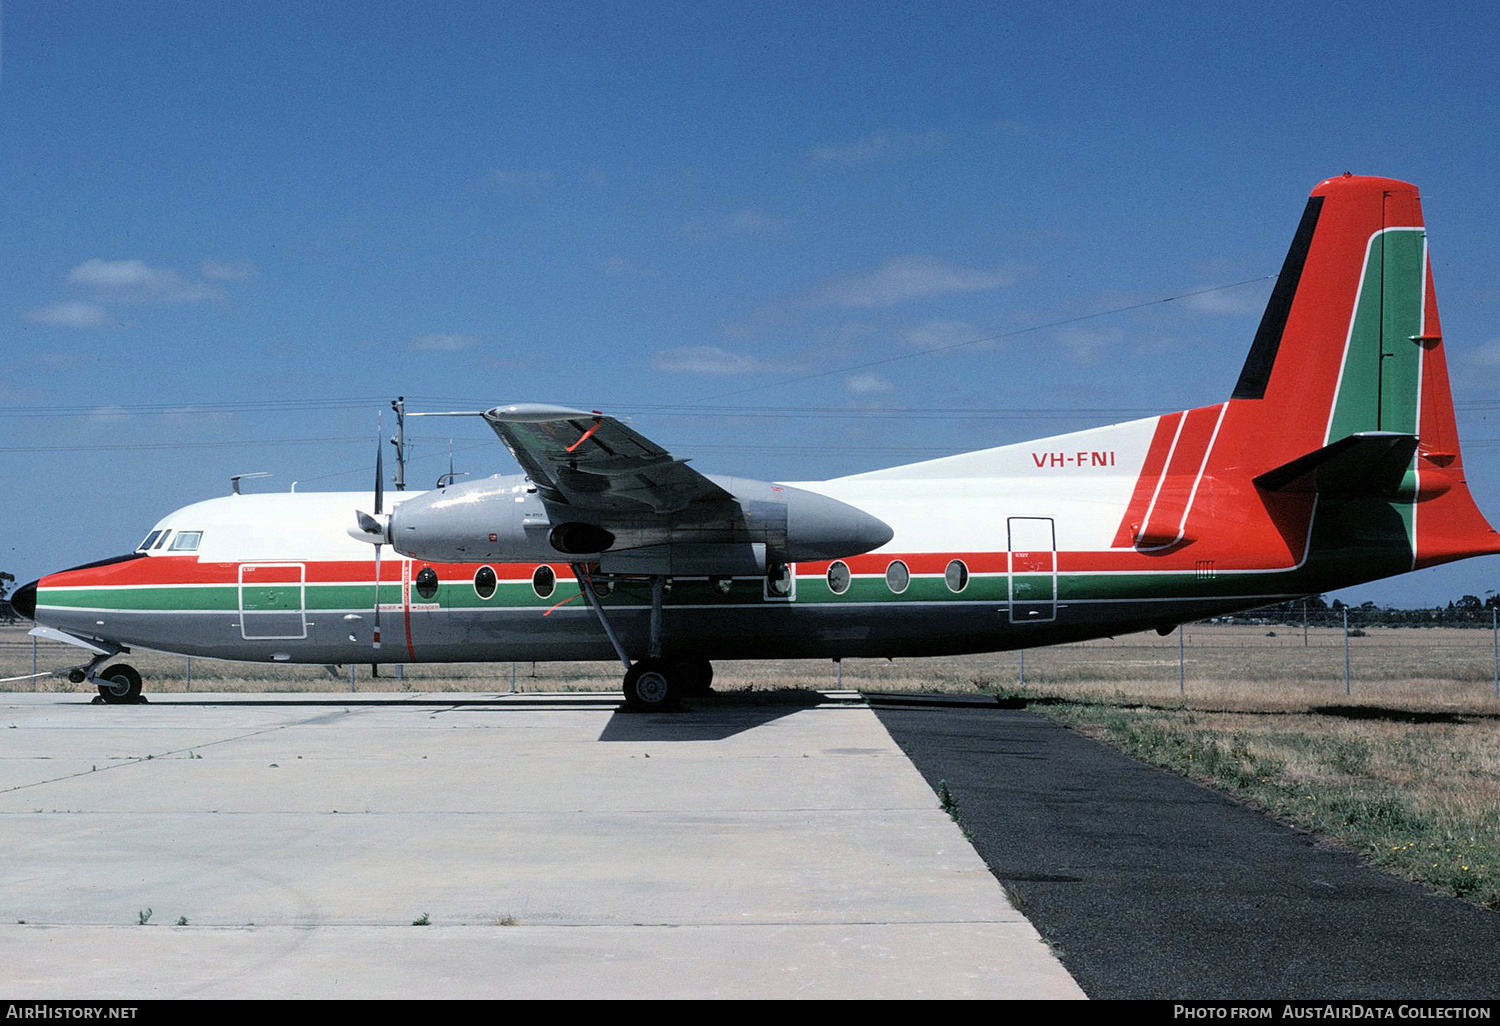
[{"left": 3, "top": 1, "right": 1499, "bottom": 607}]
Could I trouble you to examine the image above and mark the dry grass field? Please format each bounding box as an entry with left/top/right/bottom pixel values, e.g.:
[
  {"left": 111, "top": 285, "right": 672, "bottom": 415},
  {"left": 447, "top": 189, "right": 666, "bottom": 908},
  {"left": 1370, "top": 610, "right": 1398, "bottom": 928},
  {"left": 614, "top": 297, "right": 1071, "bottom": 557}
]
[{"left": 5, "top": 621, "right": 1498, "bottom": 909}]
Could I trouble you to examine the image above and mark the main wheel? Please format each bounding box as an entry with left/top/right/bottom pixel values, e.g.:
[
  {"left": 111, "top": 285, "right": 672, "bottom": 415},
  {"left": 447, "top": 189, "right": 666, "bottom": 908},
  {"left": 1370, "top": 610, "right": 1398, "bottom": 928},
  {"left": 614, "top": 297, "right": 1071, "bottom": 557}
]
[
  {"left": 97, "top": 664, "right": 143, "bottom": 704},
  {"left": 623, "top": 658, "right": 680, "bottom": 710},
  {"left": 674, "top": 657, "right": 714, "bottom": 696}
]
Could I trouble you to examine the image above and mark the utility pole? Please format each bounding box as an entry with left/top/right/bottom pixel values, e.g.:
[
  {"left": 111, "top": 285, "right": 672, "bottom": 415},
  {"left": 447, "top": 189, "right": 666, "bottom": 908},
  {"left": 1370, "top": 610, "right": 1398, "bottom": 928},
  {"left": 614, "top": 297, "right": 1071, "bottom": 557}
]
[{"left": 391, "top": 396, "right": 407, "bottom": 491}]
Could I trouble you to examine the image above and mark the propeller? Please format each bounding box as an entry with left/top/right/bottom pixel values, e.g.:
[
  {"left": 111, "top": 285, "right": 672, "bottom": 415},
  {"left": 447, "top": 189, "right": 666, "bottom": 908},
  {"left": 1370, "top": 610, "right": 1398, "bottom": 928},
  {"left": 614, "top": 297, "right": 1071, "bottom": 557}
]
[
  {"left": 372, "top": 420, "right": 384, "bottom": 650},
  {"left": 348, "top": 419, "right": 391, "bottom": 649}
]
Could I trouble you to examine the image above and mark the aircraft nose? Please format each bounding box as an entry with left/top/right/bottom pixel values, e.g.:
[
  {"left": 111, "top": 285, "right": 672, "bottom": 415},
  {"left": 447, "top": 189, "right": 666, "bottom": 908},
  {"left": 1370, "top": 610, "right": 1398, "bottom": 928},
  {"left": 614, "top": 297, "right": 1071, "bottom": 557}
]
[{"left": 11, "top": 579, "right": 38, "bottom": 621}]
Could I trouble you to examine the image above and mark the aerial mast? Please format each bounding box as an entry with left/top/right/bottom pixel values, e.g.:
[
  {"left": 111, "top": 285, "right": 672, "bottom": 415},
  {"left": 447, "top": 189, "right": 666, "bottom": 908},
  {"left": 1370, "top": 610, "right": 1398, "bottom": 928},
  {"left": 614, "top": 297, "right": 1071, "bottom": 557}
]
[{"left": 390, "top": 396, "right": 406, "bottom": 491}]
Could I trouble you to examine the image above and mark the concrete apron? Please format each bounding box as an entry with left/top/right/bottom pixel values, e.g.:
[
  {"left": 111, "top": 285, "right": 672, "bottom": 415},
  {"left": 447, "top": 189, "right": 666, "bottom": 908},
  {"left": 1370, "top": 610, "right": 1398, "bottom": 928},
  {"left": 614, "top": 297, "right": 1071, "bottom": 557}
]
[{"left": 0, "top": 692, "right": 1083, "bottom": 1000}]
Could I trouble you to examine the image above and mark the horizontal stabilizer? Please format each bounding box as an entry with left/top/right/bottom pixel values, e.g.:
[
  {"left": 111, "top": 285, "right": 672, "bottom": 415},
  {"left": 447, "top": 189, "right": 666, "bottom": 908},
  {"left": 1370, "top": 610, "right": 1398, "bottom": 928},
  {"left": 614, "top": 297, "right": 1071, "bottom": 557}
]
[{"left": 1253, "top": 432, "right": 1418, "bottom": 496}]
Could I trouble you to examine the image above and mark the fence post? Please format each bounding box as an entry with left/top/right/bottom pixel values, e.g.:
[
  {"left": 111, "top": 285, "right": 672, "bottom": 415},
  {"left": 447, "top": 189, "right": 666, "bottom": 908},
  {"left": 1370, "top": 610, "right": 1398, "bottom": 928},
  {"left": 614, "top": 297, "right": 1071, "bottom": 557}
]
[
  {"left": 1178, "top": 623, "right": 1185, "bottom": 696},
  {"left": 185, "top": 656, "right": 191, "bottom": 692},
  {"left": 510, "top": 661, "right": 517, "bottom": 694},
  {"left": 1350, "top": 609, "right": 1362, "bottom": 696},
  {"left": 1492, "top": 606, "right": 1497, "bottom": 699},
  {"left": 32, "top": 634, "right": 38, "bottom": 690},
  {"left": 1018, "top": 649, "right": 1026, "bottom": 687},
  {"left": 350, "top": 663, "right": 356, "bottom": 692}
]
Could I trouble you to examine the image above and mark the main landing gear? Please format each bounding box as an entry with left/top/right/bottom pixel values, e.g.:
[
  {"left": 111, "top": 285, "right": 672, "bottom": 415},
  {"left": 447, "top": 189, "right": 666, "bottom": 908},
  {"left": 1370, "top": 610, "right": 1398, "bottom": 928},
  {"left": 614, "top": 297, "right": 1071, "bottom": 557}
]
[
  {"left": 621, "top": 656, "right": 714, "bottom": 710},
  {"left": 570, "top": 563, "right": 714, "bottom": 711}
]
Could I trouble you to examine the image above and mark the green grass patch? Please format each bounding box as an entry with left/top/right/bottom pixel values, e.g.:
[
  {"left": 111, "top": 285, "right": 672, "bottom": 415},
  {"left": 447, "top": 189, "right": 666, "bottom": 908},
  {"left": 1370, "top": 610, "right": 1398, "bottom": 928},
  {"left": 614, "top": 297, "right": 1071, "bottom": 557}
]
[{"left": 1034, "top": 700, "right": 1500, "bottom": 910}]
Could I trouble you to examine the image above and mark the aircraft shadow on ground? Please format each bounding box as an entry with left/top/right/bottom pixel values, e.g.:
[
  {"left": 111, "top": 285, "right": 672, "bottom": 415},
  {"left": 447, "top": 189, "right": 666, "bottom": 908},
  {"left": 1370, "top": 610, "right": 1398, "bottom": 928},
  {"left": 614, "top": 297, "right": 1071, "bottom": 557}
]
[
  {"left": 597, "top": 689, "right": 842, "bottom": 742},
  {"left": 1309, "top": 704, "right": 1474, "bottom": 724}
]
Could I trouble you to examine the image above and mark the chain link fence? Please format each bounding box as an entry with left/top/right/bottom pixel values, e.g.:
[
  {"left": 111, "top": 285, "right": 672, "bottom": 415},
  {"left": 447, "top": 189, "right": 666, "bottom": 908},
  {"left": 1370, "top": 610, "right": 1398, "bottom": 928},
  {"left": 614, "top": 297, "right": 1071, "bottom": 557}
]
[{"left": 5, "top": 609, "right": 1500, "bottom": 704}]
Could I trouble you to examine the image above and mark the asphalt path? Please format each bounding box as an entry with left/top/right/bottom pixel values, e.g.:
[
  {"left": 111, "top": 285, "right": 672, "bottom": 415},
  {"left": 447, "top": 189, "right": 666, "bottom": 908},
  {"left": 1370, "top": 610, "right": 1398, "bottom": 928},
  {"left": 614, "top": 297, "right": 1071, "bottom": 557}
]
[{"left": 871, "top": 700, "right": 1500, "bottom": 1000}]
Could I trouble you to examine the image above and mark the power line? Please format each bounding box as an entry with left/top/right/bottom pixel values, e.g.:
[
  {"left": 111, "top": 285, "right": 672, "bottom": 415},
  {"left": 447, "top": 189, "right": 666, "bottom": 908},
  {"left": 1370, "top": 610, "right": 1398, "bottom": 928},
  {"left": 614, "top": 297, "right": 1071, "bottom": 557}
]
[{"left": 682, "top": 274, "right": 1281, "bottom": 405}]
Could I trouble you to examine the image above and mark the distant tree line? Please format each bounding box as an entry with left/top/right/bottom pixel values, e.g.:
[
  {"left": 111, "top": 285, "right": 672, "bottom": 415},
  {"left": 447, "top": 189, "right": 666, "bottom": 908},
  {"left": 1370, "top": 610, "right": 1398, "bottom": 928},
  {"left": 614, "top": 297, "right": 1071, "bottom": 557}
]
[{"left": 1227, "top": 593, "right": 1500, "bottom": 628}]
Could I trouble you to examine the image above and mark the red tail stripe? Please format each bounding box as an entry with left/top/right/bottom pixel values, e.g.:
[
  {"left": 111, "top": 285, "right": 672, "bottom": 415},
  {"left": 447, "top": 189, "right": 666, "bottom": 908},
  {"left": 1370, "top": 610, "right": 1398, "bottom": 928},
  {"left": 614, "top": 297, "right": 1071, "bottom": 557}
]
[
  {"left": 1111, "top": 412, "right": 1180, "bottom": 547},
  {"left": 1137, "top": 404, "right": 1223, "bottom": 546}
]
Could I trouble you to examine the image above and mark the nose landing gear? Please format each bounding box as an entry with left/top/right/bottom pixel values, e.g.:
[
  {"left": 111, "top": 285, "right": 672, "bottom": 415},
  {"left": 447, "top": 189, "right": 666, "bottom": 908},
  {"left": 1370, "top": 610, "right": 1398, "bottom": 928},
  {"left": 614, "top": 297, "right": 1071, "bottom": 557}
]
[{"left": 92, "top": 663, "right": 145, "bottom": 704}]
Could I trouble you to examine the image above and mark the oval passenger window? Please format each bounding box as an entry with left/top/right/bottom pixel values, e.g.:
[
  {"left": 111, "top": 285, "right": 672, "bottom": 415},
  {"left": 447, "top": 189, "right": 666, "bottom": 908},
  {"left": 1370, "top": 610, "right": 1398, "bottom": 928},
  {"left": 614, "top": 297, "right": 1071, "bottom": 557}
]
[
  {"left": 533, "top": 565, "right": 556, "bottom": 599},
  {"left": 826, "top": 561, "right": 851, "bottom": 595},
  {"left": 415, "top": 567, "right": 439, "bottom": 600},
  {"left": 885, "top": 560, "right": 910, "bottom": 594},
  {"left": 945, "top": 559, "right": 969, "bottom": 593},
  {"left": 474, "top": 566, "right": 497, "bottom": 599}
]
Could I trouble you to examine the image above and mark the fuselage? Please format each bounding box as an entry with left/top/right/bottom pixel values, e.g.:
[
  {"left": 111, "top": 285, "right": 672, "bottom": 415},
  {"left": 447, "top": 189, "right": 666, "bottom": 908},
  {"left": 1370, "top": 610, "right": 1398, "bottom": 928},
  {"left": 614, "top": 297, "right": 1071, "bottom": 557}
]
[{"left": 25, "top": 409, "right": 1461, "bottom": 668}]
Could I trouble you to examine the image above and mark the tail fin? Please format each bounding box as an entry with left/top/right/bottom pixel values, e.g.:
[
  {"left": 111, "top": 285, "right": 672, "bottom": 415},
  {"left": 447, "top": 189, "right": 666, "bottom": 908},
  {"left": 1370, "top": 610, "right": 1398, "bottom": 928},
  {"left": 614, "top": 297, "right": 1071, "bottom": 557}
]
[{"left": 1223, "top": 174, "right": 1498, "bottom": 570}]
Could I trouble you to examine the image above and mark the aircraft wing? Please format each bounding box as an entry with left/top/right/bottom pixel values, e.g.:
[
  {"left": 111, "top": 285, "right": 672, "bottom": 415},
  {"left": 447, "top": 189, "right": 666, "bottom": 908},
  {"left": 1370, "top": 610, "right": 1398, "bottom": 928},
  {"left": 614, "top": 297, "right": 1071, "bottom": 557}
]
[{"left": 482, "top": 404, "right": 734, "bottom": 514}]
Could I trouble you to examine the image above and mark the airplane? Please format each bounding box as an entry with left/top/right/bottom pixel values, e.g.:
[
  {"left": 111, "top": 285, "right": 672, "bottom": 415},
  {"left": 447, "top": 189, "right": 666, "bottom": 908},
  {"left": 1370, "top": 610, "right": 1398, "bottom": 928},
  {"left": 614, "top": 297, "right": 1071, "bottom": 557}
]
[{"left": 13, "top": 174, "right": 1499, "bottom": 709}]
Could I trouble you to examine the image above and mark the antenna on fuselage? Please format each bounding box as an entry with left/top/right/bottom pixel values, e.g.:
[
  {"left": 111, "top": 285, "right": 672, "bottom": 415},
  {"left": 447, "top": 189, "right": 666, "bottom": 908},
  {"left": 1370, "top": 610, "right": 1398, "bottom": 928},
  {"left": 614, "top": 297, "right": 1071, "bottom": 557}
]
[
  {"left": 436, "top": 439, "right": 469, "bottom": 490},
  {"left": 230, "top": 472, "right": 271, "bottom": 495}
]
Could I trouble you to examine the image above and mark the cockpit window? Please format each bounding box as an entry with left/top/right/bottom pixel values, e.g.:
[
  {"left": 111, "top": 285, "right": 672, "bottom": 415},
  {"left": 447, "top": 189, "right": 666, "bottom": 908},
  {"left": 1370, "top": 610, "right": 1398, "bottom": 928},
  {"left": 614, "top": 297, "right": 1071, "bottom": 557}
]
[
  {"left": 153, "top": 532, "right": 171, "bottom": 550},
  {"left": 138, "top": 530, "right": 163, "bottom": 552},
  {"left": 168, "top": 531, "right": 203, "bottom": 552}
]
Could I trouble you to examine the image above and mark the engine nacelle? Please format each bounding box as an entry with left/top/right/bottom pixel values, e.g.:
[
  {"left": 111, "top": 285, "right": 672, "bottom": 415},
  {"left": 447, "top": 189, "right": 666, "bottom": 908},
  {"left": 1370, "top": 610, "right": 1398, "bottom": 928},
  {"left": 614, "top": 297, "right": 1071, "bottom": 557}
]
[{"left": 384, "top": 472, "right": 893, "bottom": 572}]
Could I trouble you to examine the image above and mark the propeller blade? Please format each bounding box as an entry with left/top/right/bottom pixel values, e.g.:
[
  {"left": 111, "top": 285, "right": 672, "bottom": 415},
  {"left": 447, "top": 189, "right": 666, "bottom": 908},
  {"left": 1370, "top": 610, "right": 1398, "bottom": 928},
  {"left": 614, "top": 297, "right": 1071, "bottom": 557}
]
[
  {"left": 372, "top": 414, "right": 385, "bottom": 650},
  {"left": 352, "top": 510, "right": 389, "bottom": 543},
  {"left": 375, "top": 431, "right": 385, "bottom": 516},
  {"left": 372, "top": 542, "right": 383, "bottom": 650}
]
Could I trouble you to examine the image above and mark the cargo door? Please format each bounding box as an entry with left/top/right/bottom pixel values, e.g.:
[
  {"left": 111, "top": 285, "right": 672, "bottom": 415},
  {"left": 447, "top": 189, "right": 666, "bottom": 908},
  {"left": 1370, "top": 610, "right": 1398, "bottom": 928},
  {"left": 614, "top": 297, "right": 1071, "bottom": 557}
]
[
  {"left": 1007, "top": 518, "right": 1056, "bottom": 623},
  {"left": 239, "top": 563, "right": 307, "bottom": 640}
]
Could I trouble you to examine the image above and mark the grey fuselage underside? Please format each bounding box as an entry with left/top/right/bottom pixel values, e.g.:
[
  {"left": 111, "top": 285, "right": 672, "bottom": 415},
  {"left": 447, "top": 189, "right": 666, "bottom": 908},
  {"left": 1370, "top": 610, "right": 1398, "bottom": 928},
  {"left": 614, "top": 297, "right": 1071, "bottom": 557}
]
[{"left": 38, "top": 594, "right": 1296, "bottom": 666}]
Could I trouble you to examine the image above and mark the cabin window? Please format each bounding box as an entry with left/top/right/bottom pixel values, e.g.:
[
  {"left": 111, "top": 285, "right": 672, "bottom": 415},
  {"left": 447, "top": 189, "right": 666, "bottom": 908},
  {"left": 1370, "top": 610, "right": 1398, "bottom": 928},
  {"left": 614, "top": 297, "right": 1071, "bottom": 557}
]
[
  {"left": 138, "top": 530, "right": 162, "bottom": 552},
  {"left": 415, "top": 567, "right": 439, "bottom": 600},
  {"left": 168, "top": 531, "right": 202, "bottom": 552},
  {"left": 884, "top": 560, "right": 910, "bottom": 594},
  {"left": 767, "top": 562, "right": 793, "bottom": 597},
  {"left": 826, "top": 560, "right": 851, "bottom": 595},
  {"left": 474, "top": 566, "right": 497, "bottom": 600},
  {"left": 945, "top": 559, "right": 969, "bottom": 593},
  {"left": 532, "top": 565, "right": 556, "bottom": 599}
]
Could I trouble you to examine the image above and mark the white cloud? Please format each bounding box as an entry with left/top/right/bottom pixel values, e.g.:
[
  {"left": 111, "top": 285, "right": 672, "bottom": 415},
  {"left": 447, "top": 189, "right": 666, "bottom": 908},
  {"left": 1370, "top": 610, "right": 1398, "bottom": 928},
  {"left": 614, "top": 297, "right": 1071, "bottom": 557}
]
[
  {"left": 1460, "top": 338, "right": 1500, "bottom": 368},
  {"left": 682, "top": 208, "right": 785, "bottom": 241},
  {"left": 1054, "top": 325, "right": 1125, "bottom": 364},
  {"left": 67, "top": 259, "right": 219, "bottom": 303},
  {"left": 845, "top": 372, "right": 895, "bottom": 394},
  {"left": 25, "top": 301, "right": 113, "bottom": 328},
  {"left": 809, "top": 130, "right": 946, "bottom": 167},
  {"left": 651, "top": 346, "right": 760, "bottom": 375},
  {"left": 903, "top": 319, "right": 982, "bottom": 350},
  {"left": 811, "top": 256, "right": 1018, "bottom": 308},
  {"left": 201, "top": 259, "right": 258, "bottom": 281},
  {"left": 86, "top": 405, "right": 132, "bottom": 424},
  {"left": 409, "top": 333, "right": 478, "bottom": 352},
  {"left": 1182, "top": 288, "right": 1261, "bottom": 316}
]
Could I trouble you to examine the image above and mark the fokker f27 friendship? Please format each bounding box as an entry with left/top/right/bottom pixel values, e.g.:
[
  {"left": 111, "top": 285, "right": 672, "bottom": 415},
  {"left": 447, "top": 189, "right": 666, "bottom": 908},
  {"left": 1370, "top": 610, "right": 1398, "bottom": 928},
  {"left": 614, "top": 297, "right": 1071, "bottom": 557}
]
[{"left": 15, "top": 175, "right": 1499, "bottom": 708}]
